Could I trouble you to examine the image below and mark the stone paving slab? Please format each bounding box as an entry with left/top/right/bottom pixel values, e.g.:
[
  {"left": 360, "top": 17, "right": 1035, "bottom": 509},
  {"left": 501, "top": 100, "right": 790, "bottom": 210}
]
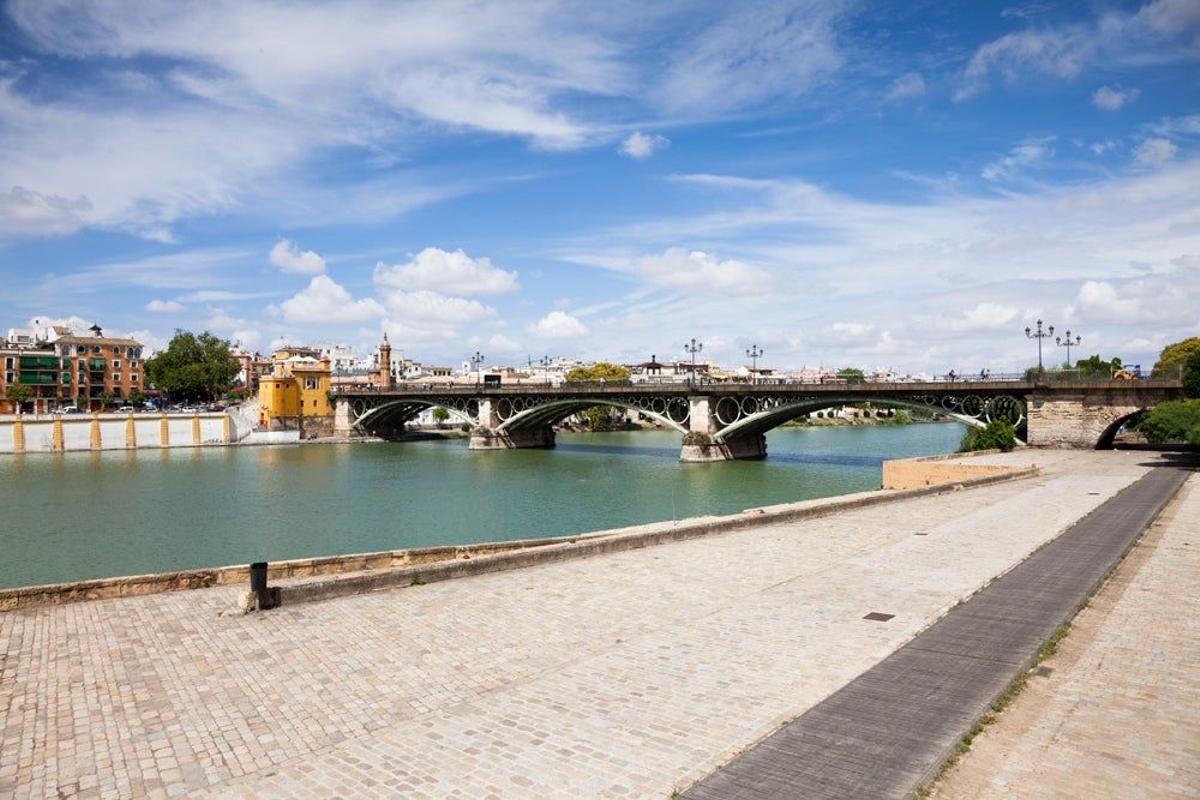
[
  {"left": 932, "top": 470, "right": 1200, "bottom": 800},
  {"left": 681, "top": 463, "right": 1191, "bottom": 800},
  {"left": 0, "top": 451, "right": 1161, "bottom": 799}
]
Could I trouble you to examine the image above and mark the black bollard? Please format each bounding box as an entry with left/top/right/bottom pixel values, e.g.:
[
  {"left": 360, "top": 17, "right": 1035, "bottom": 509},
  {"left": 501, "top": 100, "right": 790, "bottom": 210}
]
[{"left": 249, "top": 561, "right": 280, "bottom": 610}]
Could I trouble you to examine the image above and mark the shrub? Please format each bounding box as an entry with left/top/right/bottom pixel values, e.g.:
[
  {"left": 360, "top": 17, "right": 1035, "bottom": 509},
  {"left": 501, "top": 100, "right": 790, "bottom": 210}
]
[
  {"left": 960, "top": 420, "right": 1017, "bottom": 452},
  {"left": 1140, "top": 400, "right": 1200, "bottom": 444}
]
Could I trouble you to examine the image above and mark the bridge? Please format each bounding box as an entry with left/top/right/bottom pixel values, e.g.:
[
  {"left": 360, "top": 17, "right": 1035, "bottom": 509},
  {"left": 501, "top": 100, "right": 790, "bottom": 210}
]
[{"left": 333, "top": 380, "right": 1184, "bottom": 461}]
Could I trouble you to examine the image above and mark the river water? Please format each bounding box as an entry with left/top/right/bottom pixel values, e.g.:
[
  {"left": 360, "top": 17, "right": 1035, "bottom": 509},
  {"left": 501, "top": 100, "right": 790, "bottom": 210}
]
[{"left": 0, "top": 424, "right": 964, "bottom": 589}]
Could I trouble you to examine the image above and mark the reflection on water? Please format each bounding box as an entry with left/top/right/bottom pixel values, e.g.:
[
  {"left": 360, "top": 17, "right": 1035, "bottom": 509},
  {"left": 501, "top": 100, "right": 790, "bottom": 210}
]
[{"left": 0, "top": 423, "right": 963, "bottom": 588}]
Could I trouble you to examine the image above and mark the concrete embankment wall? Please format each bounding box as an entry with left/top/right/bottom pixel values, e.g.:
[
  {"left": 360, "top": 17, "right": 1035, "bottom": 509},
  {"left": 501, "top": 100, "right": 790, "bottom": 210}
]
[
  {"left": 0, "top": 412, "right": 236, "bottom": 454},
  {"left": 0, "top": 460, "right": 1038, "bottom": 611}
]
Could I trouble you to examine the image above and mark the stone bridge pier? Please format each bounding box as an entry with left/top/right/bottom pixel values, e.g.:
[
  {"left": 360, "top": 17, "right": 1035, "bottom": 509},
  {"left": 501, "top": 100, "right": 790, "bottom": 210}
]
[
  {"left": 678, "top": 397, "right": 767, "bottom": 462},
  {"left": 468, "top": 398, "right": 555, "bottom": 451}
]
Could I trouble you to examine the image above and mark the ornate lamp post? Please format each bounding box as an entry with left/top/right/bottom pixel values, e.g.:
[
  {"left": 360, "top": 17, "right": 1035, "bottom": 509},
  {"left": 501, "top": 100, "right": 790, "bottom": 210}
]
[
  {"left": 470, "top": 351, "right": 485, "bottom": 388},
  {"left": 684, "top": 338, "right": 703, "bottom": 386},
  {"left": 1056, "top": 330, "right": 1081, "bottom": 369},
  {"left": 1025, "top": 320, "right": 1054, "bottom": 375},
  {"left": 746, "top": 344, "right": 763, "bottom": 384}
]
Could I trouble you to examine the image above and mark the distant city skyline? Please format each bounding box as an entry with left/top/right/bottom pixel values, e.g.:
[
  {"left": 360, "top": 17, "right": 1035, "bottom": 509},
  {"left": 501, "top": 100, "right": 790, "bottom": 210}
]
[{"left": 0, "top": 0, "right": 1197, "bottom": 373}]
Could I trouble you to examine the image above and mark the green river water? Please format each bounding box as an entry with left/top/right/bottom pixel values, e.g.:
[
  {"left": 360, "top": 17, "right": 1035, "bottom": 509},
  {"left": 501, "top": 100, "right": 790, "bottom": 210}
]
[{"left": 0, "top": 424, "right": 964, "bottom": 589}]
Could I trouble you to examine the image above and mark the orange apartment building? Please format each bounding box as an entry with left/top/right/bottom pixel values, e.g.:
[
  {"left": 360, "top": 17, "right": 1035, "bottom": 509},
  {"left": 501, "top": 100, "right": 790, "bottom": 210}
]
[{"left": 1, "top": 323, "right": 146, "bottom": 413}]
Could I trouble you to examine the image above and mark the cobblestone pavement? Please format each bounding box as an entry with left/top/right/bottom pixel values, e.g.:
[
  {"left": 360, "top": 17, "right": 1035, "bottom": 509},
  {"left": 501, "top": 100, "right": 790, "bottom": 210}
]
[
  {"left": 932, "top": 469, "right": 1200, "bottom": 800},
  {"left": 0, "top": 452, "right": 1158, "bottom": 799}
]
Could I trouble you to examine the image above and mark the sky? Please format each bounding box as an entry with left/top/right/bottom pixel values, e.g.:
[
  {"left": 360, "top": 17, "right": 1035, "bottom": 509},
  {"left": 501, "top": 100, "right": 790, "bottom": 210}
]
[{"left": 0, "top": 0, "right": 1198, "bottom": 375}]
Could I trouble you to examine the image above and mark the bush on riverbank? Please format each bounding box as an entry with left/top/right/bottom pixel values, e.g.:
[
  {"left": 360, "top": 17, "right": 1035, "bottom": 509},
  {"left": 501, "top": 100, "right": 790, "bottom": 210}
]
[
  {"left": 1139, "top": 400, "right": 1200, "bottom": 445},
  {"left": 959, "top": 420, "right": 1017, "bottom": 453}
]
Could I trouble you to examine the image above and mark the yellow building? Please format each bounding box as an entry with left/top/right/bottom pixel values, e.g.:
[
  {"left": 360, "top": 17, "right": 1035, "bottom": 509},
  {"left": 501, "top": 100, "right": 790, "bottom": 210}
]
[{"left": 257, "top": 352, "right": 332, "bottom": 430}]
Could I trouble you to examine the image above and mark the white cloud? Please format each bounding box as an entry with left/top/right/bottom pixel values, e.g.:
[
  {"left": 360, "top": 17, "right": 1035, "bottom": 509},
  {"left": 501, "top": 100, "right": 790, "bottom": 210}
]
[
  {"left": 955, "top": 0, "right": 1200, "bottom": 100},
  {"left": 635, "top": 248, "right": 771, "bottom": 294},
  {"left": 268, "top": 238, "right": 326, "bottom": 275},
  {"left": 1133, "top": 137, "right": 1177, "bottom": 167},
  {"left": 655, "top": 1, "right": 846, "bottom": 113},
  {"left": 885, "top": 72, "right": 926, "bottom": 103},
  {"left": 1089, "top": 138, "right": 1119, "bottom": 155},
  {"left": 278, "top": 275, "right": 385, "bottom": 323},
  {"left": 373, "top": 247, "right": 518, "bottom": 295},
  {"left": 0, "top": 185, "right": 91, "bottom": 238},
  {"left": 1069, "top": 280, "right": 1140, "bottom": 323},
  {"left": 145, "top": 299, "right": 185, "bottom": 313},
  {"left": 488, "top": 333, "right": 522, "bottom": 354},
  {"left": 1092, "top": 85, "right": 1140, "bottom": 111},
  {"left": 830, "top": 322, "right": 874, "bottom": 337},
  {"left": 950, "top": 302, "right": 1019, "bottom": 331},
  {"left": 382, "top": 289, "right": 495, "bottom": 324},
  {"left": 619, "top": 131, "right": 670, "bottom": 159},
  {"left": 981, "top": 138, "right": 1054, "bottom": 181},
  {"left": 530, "top": 310, "right": 589, "bottom": 339}
]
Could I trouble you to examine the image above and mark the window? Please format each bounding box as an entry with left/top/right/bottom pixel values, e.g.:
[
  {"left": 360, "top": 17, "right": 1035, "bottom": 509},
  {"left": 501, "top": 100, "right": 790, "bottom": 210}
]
[
  {"left": 112, "top": 360, "right": 121, "bottom": 369},
  {"left": 4, "top": 371, "right": 13, "bottom": 384},
  {"left": 130, "top": 360, "right": 139, "bottom": 369},
  {"left": 131, "top": 374, "right": 139, "bottom": 383},
  {"left": 304, "top": 377, "right": 318, "bottom": 390},
  {"left": 60, "top": 345, "right": 70, "bottom": 356},
  {"left": 76, "top": 345, "right": 85, "bottom": 355},
  {"left": 127, "top": 347, "right": 135, "bottom": 357},
  {"left": 92, "top": 345, "right": 100, "bottom": 354},
  {"left": 3, "top": 357, "right": 12, "bottom": 369}
]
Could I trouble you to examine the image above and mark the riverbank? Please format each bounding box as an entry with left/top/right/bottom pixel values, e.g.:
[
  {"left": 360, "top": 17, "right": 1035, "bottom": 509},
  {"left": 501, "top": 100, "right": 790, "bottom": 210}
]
[{"left": 0, "top": 450, "right": 1175, "bottom": 800}]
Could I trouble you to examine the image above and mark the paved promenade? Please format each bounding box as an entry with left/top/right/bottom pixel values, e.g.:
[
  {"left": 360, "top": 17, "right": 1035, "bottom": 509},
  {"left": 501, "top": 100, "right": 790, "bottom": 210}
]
[
  {"left": 0, "top": 451, "right": 1170, "bottom": 799},
  {"left": 932, "top": 466, "right": 1199, "bottom": 799},
  {"left": 681, "top": 463, "right": 1190, "bottom": 799}
]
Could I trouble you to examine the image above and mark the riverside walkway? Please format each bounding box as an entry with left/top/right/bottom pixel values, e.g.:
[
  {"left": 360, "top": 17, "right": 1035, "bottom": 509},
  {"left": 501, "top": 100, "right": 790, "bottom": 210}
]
[{"left": 0, "top": 451, "right": 1188, "bottom": 799}]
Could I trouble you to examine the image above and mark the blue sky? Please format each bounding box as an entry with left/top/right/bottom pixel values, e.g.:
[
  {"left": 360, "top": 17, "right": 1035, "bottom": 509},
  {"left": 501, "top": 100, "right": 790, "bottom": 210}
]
[{"left": 1, "top": 0, "right": 1197, "bottom": 374}]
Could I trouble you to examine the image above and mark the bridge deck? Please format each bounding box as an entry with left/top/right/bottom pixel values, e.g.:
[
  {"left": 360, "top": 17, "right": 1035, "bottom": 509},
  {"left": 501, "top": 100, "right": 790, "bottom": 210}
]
[{"left": 337, "top": 379, "right": 1179, "bottom": 398}]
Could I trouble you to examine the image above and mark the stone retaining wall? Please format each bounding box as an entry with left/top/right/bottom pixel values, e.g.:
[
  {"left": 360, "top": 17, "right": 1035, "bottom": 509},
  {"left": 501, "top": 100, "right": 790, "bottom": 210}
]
[{"left": 0, "top": 412, "right": 234, "bottom": 454}]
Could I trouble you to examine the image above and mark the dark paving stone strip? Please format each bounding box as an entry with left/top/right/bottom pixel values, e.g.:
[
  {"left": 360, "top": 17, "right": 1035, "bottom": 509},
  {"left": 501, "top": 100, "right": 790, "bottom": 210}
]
[{"left": 682, "top": 465, "right": 1191, "bottom": 800}]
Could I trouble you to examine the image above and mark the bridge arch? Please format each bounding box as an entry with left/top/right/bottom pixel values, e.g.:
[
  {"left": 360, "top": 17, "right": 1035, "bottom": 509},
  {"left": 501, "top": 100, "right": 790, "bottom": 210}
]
[
  {"left": 713, "top": 395, "right": 1027, "bottom": 445},
  {"left": 1093, "top": 409, "right": 1148, "bottom": 450},
  {"left": 353, "top": 397, "right": 478, "bottom": 436},
  {"left": 496, "top": 397, "right": 689, "bottom": 435}
]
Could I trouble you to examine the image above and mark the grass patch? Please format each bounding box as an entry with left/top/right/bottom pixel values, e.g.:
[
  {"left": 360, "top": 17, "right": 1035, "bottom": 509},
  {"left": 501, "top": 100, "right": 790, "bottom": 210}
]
[{"left": 914, "top": 622, "right": 1072, "bottom": 798}]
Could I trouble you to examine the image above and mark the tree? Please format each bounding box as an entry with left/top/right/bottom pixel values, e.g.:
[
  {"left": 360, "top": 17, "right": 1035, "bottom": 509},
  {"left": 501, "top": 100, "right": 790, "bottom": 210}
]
[
  {"left": 836, "top": 367, "right": 865, "bottom": 384},
  {"left": 128, "top": 389, "right": 146, "bottom": 407},
  {"left": 959, "top": 420, "right": 1017, "bottom": 452},
  {"left": 1140, "top": 400, "right": 1200, "bottom": 444},
  {"left": 564, "top": 362, "right": 631, "bottom": 383},
  {"left": 1152, "top": 337, "right": 1200, "bottom": 378},
  {"left": 5, "top": 382, "right": 31, "bottom": 411},
  {"left": 1073, "top": 354, "right": 1122, "bottom": 378},
  {"left": 146, "top": 331, "right": 239, "bottom": 402},
  {"left": 1182, "top": 349, "right": 1200, "bottom": 398},
  {"left": 431, "top": 406, "right": 450, "bottom": 428}
]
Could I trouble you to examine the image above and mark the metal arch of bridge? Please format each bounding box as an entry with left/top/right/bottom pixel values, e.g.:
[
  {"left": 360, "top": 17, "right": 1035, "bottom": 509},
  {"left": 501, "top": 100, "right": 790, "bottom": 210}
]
[
  {"left": 351, "top": 395, "right": 479, "bottom": 434},
  {"left": 711, "top": 393, "right": 1027, "bottom": 443},
  {"left": 494, "top": 395, "right": 690, "bottom": 435}
]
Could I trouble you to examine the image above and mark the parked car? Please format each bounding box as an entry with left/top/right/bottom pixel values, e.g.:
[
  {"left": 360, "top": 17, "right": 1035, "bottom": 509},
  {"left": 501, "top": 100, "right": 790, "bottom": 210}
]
[
  {"left": 57, "top": 406, "right": 82, "bottom": 415},
  {"left": 116, "top": 405, "right": 136, "bottom": 413}
]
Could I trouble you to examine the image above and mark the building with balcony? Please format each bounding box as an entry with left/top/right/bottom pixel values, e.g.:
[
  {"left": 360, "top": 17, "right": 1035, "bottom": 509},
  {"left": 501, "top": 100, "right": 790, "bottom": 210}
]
[{"left": 2, "top": 322, "right": 144, "bottom": 412}]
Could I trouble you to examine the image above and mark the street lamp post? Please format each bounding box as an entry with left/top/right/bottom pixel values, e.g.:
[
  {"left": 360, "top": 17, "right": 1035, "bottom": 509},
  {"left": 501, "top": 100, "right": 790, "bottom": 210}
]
[
  {"left": 684, "top": 338, "right": 703, "bottom": 386},
  {"left": 1025, "top": 320, "right": 1054, "bottom": 375},
  {"left": 746, "top": 344, "right": 763, "bottom": 384},
  {"left": 538, "top": 355, "right": 552, "bottom": 386},
  {"left": 1056, "top": 330, "right": 1081, "bottom": 369},
  {"left": 470, "top": 351, "right": 485, "bottom": 389}
]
